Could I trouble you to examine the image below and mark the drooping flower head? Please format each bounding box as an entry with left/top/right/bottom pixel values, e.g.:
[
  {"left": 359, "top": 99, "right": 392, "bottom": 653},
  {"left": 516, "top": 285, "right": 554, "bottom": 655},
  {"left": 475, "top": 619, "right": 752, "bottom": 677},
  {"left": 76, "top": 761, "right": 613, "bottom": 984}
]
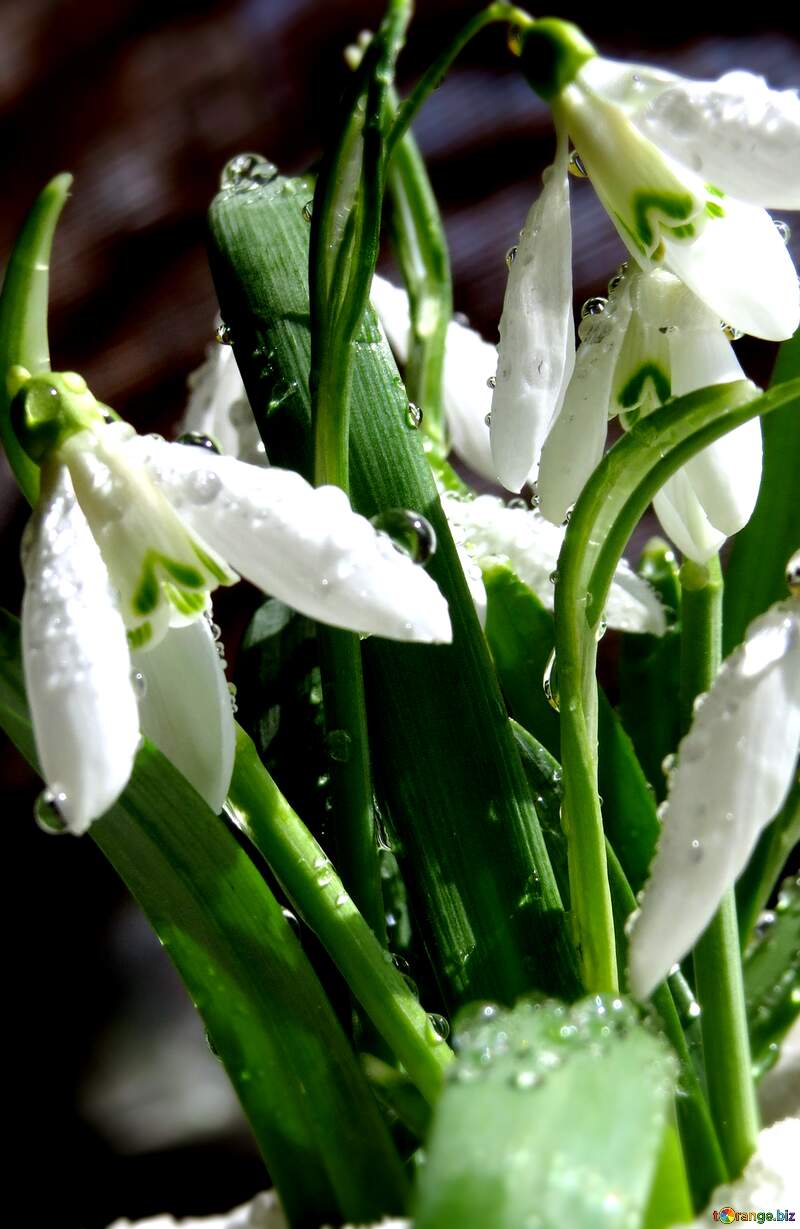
[
  {"left": 12, "top": 366, "right": 451, "bottom": 833},
  {"left": 490, "top": 18, "right": 800, "bottom": 493},
  {"left": 537, "top": 264, "right": 762, "bottom": 563},
  {"left": 627, "top": 551, "right": 800, "bottom": 999}
]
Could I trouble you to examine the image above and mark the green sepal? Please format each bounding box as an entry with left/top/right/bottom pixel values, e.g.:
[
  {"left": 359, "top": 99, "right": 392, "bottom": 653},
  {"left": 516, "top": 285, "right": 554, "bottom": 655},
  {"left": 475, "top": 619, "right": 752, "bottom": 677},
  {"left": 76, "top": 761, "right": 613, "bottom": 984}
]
[
  {"left": 518, "top": 17, "right": 595, "bottom": 101},
  {"left": 0, "top": 174, "right": 72, "bottom": 505}
]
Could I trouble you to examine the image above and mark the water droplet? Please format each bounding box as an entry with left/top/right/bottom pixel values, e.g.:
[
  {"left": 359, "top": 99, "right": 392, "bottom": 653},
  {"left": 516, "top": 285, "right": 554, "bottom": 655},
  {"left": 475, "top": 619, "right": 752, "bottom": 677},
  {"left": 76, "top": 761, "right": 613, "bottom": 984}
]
[
  {"left": 281, "top": 907, "right": 300, "bottom": 935},
  {"left": 595, "top": 618, "right": 608, "bottom": 641},
  {"left": 775, "top": 219, "right": 791, "bottom": 244},
  {"left": 486, "top": 375, "right": 496, "bottom": 389},
  {"left": 608, "top": 272, "right": 625, "bottom": 293},
  {"left": 426, "top": 1013, "right": 450, "bottom": 1045},
  {"left": 34, "top": 788, "right": 69, "bottom": 835},
  {"left": 484, "top": 411, "right": 492, "bottom": 427},
  {"left": 689, "top": 839, "right": 703, "bottom": 863},
  {"left": 370, "top": 508, "right": 436, "bottom": 564},
  {"left": 131, "top": 669, "right": 147, "bottom": 699},
  {"left": 335, "top": 891, "right": 349, "bottom": 907},
  {"left": 177, "top": 431, "right": 222, "bottom": 454},
  {"left": 205, "top": 1030, "right": 221, "bottom": 1059},
  {"left": 184, "top": 467, "right": 222, "bottom": 506},
  {"left": 507, "top": 497, "right": 527, "bottom": 510},
  {"left": 786, "top": 549, "right": 800, "bottom": 595},
  {"left": 326, "top": 729, "right": 352, "bottom": 762},
  {"left": 317, "top": 873, "right": 333, "bottom": 888},
  {"left": 513, "top": 1069, "right": 540, "bottom": 1089},
  {"left": 755, "top": 909, "right": 777, "bottom": 937},
  {"left": 543, "top": 649, "right": 560, "bottom": 712},
  {"left": 302, "top": 199, "right": 314, "bottom": 222},
  {"left": 721, "top": 321, "right": 744, "bottom": 341},
  {"left": 661, "top": 752, "right": 676, "bottom": 778},
  {"left": 215, "top": 322, "right": 233, "bottom": 346},
  {"left": 581, "top": 296, "right": 607, "bottom": 319},
  {"left": 406, "top": 401, "right": 422, "bottom": 429},
  {"left": 505, "top": 245, "right": 518, "bottom": 269},
  {"left": 548, "top": 569, "right": 559, "bottom": 585},
  {"left": 568, "top": 150, "right": 588, "bottom": 178},
  {"left": 220, "top": 153, "right": 279, "bottom": 192},
  {"left": 312, "top": 855, "right": 329, "bottom": 870}
]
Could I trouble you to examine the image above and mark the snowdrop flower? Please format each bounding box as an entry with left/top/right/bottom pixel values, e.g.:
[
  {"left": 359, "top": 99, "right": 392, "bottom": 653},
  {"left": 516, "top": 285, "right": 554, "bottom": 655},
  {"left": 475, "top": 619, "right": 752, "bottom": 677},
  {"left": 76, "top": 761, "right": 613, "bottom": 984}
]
[
  {"left": 667, "top": 1119, "right": 800, "bottom": 1227},
  {"left": 182, "top": 336, "right": 268, "bottom": 467},
  {"left": 442, "top": 491, "right": 666, "bottom": 636},
  {"left": 14, "top": 368, "right": 451, "bottom": 834},
  {"left": 538, "top": 265, "right": 761, "bottom": 563},
  {"left": 489, "top": 18, "right": 800, "bottom": 491},
  {"left": 370, "top": 274, "right": 501, "bottom": 484},
  {"left": 628, "top": 555, "right": 800, "bottom": 998}
]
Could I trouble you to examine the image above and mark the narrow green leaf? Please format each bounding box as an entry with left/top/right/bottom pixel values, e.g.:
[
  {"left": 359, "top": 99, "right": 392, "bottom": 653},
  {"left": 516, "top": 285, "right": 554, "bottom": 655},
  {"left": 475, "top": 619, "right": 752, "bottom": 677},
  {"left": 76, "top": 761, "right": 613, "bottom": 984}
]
[
  {"left": 0, "top": 610, "right": 407, "bottom": 1228},
  {"left": 208, "top": 170, "right": 579, "bottom": 1008},
  {"left": 414, "top": 996, "right": 679, "bottom": 1229},
  {"left": 744, "top": 873, "right": 800, "bottom": 1073},
  {"left": 723, "top": 330, "right": 800, "bottom": 654},
  {"left": 483, "top": 562, "right": 660, "bottom": 893},
  {"left": 0, "top": 174, "right": 72, "bottom": 506}
]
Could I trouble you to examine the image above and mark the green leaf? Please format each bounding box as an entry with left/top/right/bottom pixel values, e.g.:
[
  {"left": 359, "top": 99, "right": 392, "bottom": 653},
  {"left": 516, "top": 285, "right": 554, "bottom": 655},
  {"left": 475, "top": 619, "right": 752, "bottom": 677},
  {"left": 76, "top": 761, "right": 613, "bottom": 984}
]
[
  {"left": 724, "top": 329, "right": 800, "bottom": 654},
  {"left": 207, "top": 170, "right": 579, "bottom": 1009},
  {"left": 483, "top": 563, "right": 660, "bottom": 894},
  {"left": 414, "top": 995, "right": 680, "bottom": 1229},
  {"left": 744, "top": 873, "right": 800, "bottom": 1073},
  {"left": 0, "top": 610, "right": 407, "bottom": 1228},
  {"left": 0, "top": 174, "right": 72, "bottom": 506}
]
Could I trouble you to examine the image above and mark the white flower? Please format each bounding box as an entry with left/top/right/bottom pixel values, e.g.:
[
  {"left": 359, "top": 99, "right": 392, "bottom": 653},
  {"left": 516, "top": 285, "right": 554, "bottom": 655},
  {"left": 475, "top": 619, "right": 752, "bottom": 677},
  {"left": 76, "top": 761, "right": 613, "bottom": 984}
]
[
  {"left": 519, "top": 20, "right": 800, "bottom": 341},
  {"left": 442, "top": 491, "right": 666, "bottom": 636},
  {"left": 182, "top": 337, "right": 268, "bottom": 467},
  {"left": 667, "top": 1119, "right": 800, "bottom": 1227},
  {"left": 628, "top": 593, "right": 800, "bottom": 1000},
  {"left": 538, "top": 265, "right": 762, "bottom": 563},
  {"left": 488, "top": 20, "right": 800, "bottom": 494},
  {"left": 17, "top": 370, "right": 451, "bottom": 833},
  {"left": 369, "top": 274, "right": 501, "bottom": 484}
]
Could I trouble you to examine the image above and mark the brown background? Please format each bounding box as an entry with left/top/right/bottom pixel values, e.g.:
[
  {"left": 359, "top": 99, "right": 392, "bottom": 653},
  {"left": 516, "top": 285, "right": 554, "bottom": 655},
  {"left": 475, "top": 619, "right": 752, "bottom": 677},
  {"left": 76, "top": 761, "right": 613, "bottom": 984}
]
[{"left": 1, "top": 3, "right": 799, "bottom": 1225}]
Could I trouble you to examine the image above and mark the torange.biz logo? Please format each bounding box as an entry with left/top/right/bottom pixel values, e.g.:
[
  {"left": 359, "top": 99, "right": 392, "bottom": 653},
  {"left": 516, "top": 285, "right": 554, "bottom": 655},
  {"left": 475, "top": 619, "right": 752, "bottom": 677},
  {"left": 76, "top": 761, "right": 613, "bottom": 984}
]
[{"left": 713, "top": 1210, "right": 796, "bottom": 1223}]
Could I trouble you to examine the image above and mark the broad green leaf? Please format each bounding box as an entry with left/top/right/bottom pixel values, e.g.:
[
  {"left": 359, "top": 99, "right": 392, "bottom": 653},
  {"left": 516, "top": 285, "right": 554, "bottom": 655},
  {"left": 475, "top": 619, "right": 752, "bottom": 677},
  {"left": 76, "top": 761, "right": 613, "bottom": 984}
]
[
  {"left": 483, "top": 563, "right": 660, "bottom": 893},
  {"left": 723, "top": 329, "right": 800, "bottom": 654},
  {"left": 0, "top": 610, "right": 407, "bottom": 1228},
  {"left": 744, "top": 873, "right": 800, "bottom": 1073},
  {"left": 414, "top": 995, "right": 680, "bottom": 1229},
  {"left": 0, "top": 174, "right": 72, "bottom": 506},
  {"left": 208, "top": 170, "right": 579, "bottom": 1009}
]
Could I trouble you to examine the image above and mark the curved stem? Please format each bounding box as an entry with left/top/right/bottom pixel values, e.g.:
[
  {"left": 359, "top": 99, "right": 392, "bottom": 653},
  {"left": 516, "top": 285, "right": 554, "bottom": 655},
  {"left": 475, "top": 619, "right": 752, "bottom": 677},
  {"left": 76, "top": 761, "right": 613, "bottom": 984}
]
[{"left": 229, "top": 727, "right": 453, "bottom": 1104}]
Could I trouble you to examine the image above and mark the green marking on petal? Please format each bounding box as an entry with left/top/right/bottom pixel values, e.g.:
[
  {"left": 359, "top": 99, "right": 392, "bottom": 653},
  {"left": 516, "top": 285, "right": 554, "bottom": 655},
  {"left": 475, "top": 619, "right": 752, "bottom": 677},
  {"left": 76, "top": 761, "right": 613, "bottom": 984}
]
[
  {"left": 193, "top": 543, "right": 237, "bottom": 586},
  {"left": 163, "top": 583, "right": 208, "bottom": 618},
  {"left": 128, "top": 622, "right": 152, "bottom": 650},
  {"left": 670, "top": 222, "right": 696, "bottom": 239},
  {"left": 706, "top": 184, "right": 726, "bottom": 199},
  {"left": 162, "top": 558, "right": 205, "bottom": 589},
  {"left": 619, "top": 408, "right": 641, "bottom": 430},
  {"left": 617, "top": 363, "right": 671, "bottom": 410},
  {"left": 133, "top": 559, "right": 160, "bottom": 615},
  {"left": 704, "top": 201, "right": 725, "bottom": 219},
  {"left": 632, "top": 191, "right": 695, "bottom": 250},
  {"left": 613, "top": 212, "right": 648, "bottom": 259}
]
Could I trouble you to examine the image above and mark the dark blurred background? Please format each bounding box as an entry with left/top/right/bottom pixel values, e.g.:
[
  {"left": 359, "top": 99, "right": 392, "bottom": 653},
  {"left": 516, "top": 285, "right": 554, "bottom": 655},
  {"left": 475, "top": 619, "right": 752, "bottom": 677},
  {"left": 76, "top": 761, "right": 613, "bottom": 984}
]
[{"left": 2, "top": 3, "right": 799, "bottom": 1225}]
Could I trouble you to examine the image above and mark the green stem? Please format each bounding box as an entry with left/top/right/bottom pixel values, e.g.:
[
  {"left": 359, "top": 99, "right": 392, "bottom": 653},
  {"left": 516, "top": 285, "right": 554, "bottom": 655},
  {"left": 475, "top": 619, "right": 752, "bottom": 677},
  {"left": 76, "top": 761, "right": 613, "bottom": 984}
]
[
  {"left": 229, "top": 727, "right": 453, "bottom": 1105},
  {"left": 679, "top": 556, "right": 759, "bottom": 1179},
  {"left": 386, "top": 107, "right": 452, "bottom": 445},
  {"left": 388, "top": 5, "right": 536, "bottom": 154}
]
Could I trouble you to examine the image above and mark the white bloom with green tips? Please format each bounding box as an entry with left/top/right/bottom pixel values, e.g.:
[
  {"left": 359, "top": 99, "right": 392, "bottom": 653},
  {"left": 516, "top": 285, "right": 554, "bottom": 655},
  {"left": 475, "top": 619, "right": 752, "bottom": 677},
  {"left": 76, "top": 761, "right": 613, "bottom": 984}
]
[
  {"left": 538, "top": 266, "right": 762, "bottom": 564},
  {"left": 628, "top": 587, "right": 800, "bottom": 1000},
  {"left": 518, "top": 19, "right": 800, "bottom": 342},
  {"left": 16, "top": 369, "right": 452, "bottom": 833}
]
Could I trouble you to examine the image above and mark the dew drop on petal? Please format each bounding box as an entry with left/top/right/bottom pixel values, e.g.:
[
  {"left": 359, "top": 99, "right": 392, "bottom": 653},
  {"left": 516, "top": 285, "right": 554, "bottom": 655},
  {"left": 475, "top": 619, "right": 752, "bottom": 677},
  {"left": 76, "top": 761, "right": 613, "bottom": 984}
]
[
  {"left": 689, "top": 838, "right": 703, "bottom": 863},
  {"left": 721, "top": 320, "right": 744, "bottom": 341},
  {"left": 215, "top": 322, "right": 233, "bottom": 346},
  {"left": 505, "top": 245, "right": 518, "bottom": 269},
  {"left": 406, "top": 401, "right": 422, "bottom": 429},
  {"left": 775, "top": 219, "right": 791, "bottom": 244},
  {"left": 131, "top": 669, "right": 147, "bottom": 700},
  {"left": 177, "top": 431, "right": 222, "bottom": 454},
  {"left": 486, "top": 375, "right": 497, "bottom": 390},
  {"left": 302, "top": 199, "right": 314, "bottom": 222},
  {"left": 568, "top": 150, "right": 588, "bottom": 178},
  {"left": 484, "top": 411, "right": 492, "bottom": 427},
  {"left": 543, "top": 648, "right": 560, "bottom": 713},
  {"left": 426, "top": 1013, "right": 450, "bottom": 1045},
  {"left": 34, "top": 787, "right": 69, "bottom": 835},
  {"left": 581, "top": 296, "right": 607, "bottom": 320}
]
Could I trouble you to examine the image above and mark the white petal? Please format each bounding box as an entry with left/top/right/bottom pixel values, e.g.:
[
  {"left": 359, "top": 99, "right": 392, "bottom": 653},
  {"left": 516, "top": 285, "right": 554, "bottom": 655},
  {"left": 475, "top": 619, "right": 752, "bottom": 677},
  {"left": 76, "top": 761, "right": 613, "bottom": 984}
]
[
  {"left": 442, "top": 492, "right": 665, "bottom": 635},
  {"left": 683, "top": 417, "right": 762, "bottom": 538},
  {"left": 636, "top": 70, "right": 800, "bottom": 209},
  {"left": 106, "top": 1189, "right": 287, "bottom": 1228},
  {"left": 628, "top": 600, "right": 800, "bottom": 999},
  {"left": 490, "top": 124, "right": 574, "bottom": 491},
  {"left": 371, "top": 275, "right": 501, "bottom": 484},
  {"left": 128, "top": 438, "right": 452, "bottom": 644},
  {"left": 182, "top": 342, "right": 267, "bottom": 467},
  {"left": 662, "top": 194, "right": 800, "bottom": 341},
  {"left": 652, "top": 471, "right": 727, "bottom": 564},
  {"left": 537, "top": 339, "right": 612, "bottom": 524},
  {"left": 370, "top": 274, "right": 411, "bottom": 361},
  {"left": 666, "top": 1120, "right": 800, "bottom": 1228},
  {"left": 21, "top": 465, "right": 140, "bottom": 834},
  {"left": 133, "top": 619, "right": 235, "bottom": 812}
]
